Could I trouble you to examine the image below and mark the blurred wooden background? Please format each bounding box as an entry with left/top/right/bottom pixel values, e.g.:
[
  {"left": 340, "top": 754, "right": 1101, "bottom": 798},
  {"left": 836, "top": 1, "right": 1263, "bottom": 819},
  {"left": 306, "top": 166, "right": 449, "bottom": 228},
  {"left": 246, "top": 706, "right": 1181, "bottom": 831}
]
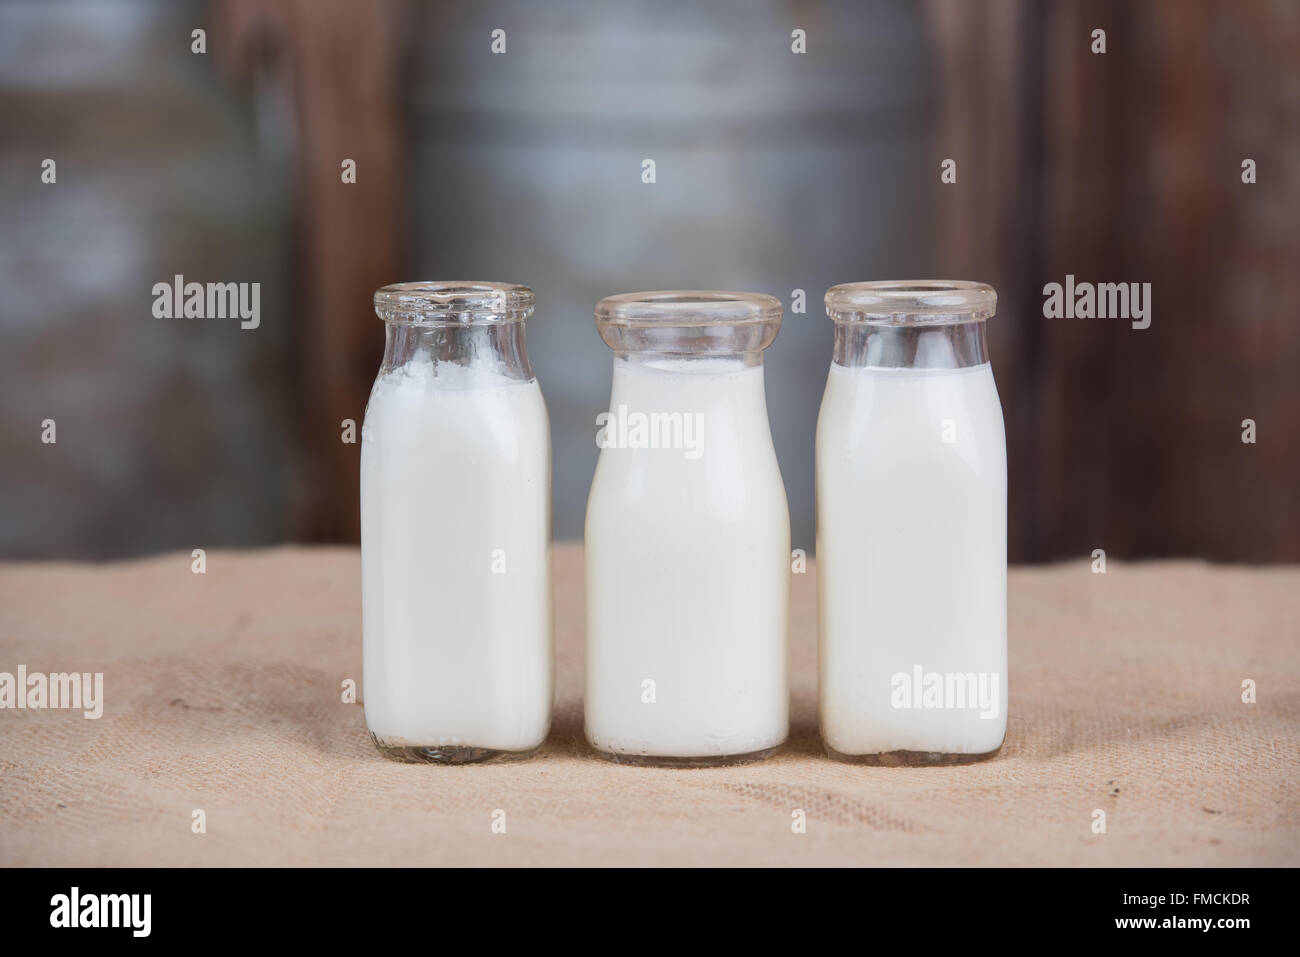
[
  {"left": 927, "top": 0, "right": 1299, "bottom": 561},
  {"left": 257, "top": 0, "right": 1300, "bottom": 561},
  {"left": 1, "top": 0, "right": 1295, "bottom": 562}
]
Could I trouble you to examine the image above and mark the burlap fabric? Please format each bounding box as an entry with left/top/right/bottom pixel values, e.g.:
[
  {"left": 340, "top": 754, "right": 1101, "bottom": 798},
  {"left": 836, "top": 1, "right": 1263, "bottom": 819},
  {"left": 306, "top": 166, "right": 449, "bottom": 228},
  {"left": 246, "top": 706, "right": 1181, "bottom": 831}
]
[{"left": 1, "top": 545, "right": 1295, "bottom": 866}]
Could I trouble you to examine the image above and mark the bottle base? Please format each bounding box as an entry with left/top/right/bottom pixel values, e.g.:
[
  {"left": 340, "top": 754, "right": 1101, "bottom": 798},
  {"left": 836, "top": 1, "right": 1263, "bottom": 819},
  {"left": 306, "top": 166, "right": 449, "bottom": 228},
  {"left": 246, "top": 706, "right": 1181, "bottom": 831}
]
[
  {"left": 369, "top": 733, "right": 541, "bottom": 765},
  {"left": 588, "top": 742, "right": 784, "bottom": 768},
  {"left": 825, "top": 743, "right": 1002, "bottom": 766}
]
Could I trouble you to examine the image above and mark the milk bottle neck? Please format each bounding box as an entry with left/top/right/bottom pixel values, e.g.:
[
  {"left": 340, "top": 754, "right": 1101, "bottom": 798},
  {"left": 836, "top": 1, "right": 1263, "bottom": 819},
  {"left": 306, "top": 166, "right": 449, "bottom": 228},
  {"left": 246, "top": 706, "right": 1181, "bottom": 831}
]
[
  {"left": 380, "top": 321, "right": 535, "bottom": 382},
  {"left": 594, "top": 291, "right": 782, "bottom": 366},
  {"left": 831, "top": 320, "right": 989, "bottom": 370},
  {"left": 372, "top": 281, "right": 536, "bottom": 382}
]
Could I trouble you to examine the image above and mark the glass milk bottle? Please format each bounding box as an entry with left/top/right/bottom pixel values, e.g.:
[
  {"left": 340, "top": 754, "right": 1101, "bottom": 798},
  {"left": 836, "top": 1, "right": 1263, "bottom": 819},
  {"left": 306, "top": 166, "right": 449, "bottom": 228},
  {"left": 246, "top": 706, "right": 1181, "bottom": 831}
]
[
  {"left": 816, "top": 281, "right": 1007, "bottom": 765},
  {"left": 585, "top": 291, "right": 790, "bottom": 766},
  {"left": 361, "top": 282, "right": 553, "bottom": 763}
]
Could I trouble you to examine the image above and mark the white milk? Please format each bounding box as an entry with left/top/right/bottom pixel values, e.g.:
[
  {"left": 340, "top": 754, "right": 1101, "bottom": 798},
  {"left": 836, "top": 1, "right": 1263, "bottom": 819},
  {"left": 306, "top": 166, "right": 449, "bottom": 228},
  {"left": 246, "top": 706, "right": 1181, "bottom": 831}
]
[
  {"left": 816, "top": 361, "right": 1006, "bottom": 758},
  {"left": 585, "top": 356, "right": 790, "bottom": 761},
  {"left": 361, "top": 355, "right": 552, "bottom": 754}
]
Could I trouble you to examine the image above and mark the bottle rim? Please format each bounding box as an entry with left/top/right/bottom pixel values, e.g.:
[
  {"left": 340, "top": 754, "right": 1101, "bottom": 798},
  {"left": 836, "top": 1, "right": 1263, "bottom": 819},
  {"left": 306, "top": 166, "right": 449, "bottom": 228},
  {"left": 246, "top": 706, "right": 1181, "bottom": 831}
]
[
  {"left": 595, "top": 290, "right": 782, "bottom": 328},
  {"left": 825, "top": 280, "right": 996, "bottom": 324},
  {"left": 373, "top": 281, "right": 534, "bottom": 323}
]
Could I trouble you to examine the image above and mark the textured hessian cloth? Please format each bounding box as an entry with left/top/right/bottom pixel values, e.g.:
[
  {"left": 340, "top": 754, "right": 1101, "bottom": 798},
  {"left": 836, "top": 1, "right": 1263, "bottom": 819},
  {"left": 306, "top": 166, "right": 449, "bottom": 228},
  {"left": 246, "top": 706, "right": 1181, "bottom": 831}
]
[{"left": 1, "top": 545, "right": 1296, "bottom": 866}]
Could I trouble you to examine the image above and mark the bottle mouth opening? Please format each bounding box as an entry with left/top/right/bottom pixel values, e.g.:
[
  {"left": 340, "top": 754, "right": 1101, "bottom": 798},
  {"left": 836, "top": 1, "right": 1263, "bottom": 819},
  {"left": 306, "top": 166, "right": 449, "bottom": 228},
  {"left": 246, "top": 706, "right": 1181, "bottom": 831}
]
[
  {"left": 825, "top": 280, "right": 996, "bottom": 324},
  {"left": 596, "top": 290, "right": 783, "bottom": 328},
  {"left": 374, "top": 281, "right": 535, "bottom": 323}
]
